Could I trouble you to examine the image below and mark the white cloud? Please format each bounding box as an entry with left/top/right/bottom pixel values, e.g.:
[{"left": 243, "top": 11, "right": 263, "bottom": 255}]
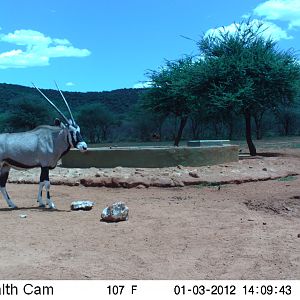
[
  {"left": 0, "top": 49, "right": 22, "bottom": 58},
  {"left": 133, "top": 81, "right": 152, "bottom": 89},
  {"left": 53, "top": 38, "right": 71, "bottom": 46},
  {"left": 253, "top": 0, "right": 300, "bottom": 29},
  {"left": 241, "top": 13, "right": 251, "bottom": 19},
  {"left": 66, "top": 82, "right": 75, "bottom": 87},
  {"left": 0, "top": 29, "right": 91, "bottom": 69},
  {"left": 1, "top": 29, "right": 51, "bottom": 46},
  {"left": 204, "top": 19, "right": 293, "bottom": 41},
  {"left": 205, "top": 23, "right": 240, "bottom": 37}
]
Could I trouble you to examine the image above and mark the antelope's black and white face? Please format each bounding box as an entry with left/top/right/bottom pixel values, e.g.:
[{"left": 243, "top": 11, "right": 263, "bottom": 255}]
[
  {"left": 68, "top": 123, "right": 87, "bottom": 152},
  {"left": 33, "top": 82, "right": 88, "bottom": 152}
]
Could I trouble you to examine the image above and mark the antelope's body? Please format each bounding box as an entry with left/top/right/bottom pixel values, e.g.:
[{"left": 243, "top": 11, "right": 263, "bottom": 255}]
[
  {"left": 0, "top": 126, "right": 70, "bottom": 169},
  {"left": 0, "top": 83, "right": 87, "bottom": 209}
]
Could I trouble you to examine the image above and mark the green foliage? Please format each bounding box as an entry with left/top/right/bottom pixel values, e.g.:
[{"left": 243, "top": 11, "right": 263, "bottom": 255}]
[
  {"left": 143, "top": 56, "right": 204, "bottom": 117},
  {"left": 1, "top": 19, "right": 300, "bottom": 147},
  {"left": 0, "top": 112, "right": 10, "bottom": 132},
  {"left": 0, "top": 83, "right": 144, "bottom": 117},
  {"left": 199, "top": 20, "right": 300, "bottom": 113},
  {"left": 6, "top": 99, "right": 53, "bottom": 131},
  {"left": 272, "top": 96, "right": 300, "bottom": 135},
  {"left": 77, "top": 103, "right": 120, "bottom": 143},
  {"left": 128, "top": 102, "right": 167, "bottom": 141},
  {"left": 0, "top": 83, "right": 143, "bottom": 141},
  {"left": 141, "top": 19, "right": 300, "bottom": 152},
  {"left": 143, "top": 56, "right": 206, "bottom": 145},
  {"left": 198, "top": 19, "right": 300, "bottom": 154}
]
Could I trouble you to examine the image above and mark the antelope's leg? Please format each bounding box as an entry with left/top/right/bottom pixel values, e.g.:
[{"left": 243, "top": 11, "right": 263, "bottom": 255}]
[
  {"left": 37, "top": 167, "right": 47, "bottom": 207},
  {"left": 0, "top": 167, "right": 17, "bottom": 209},
  {"left": 44, "top": 180, "right": 56, "bottom": 209},
  {"left": 40, "top": 167, "right": 56, "bottom": 209},
  {"left": 37, "top": 181, "right": 46, "bottom": 207}
]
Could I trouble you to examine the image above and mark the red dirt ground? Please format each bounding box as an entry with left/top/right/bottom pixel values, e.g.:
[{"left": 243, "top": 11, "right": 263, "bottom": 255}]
[{"left": 0, "top": 147, "right": 300, "bottom": 279}]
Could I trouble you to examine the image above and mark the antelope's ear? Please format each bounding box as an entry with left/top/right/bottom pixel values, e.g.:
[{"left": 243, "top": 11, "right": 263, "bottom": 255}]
[
  {"left": 54, "top": 118, "right": 61, "bottom": 126},
  {"left": 54, "top": 118, "right": 66, "bottom": 128}
]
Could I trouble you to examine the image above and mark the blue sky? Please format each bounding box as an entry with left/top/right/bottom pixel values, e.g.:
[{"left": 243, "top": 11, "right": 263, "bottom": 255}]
[{"left": 0, "top": 0, "right": 300, "bottom": 92}]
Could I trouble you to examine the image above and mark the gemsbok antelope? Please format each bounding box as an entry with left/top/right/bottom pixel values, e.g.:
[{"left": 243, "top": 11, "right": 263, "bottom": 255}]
[{"left": 0, "top": 83, "right": 87, "bottom": 209}]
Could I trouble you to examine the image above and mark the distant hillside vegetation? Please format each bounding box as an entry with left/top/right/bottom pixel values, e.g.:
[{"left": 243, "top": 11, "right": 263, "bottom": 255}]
[
  {"left": 0, "top": 83, "right": 145, "bottom": 116},
  {"left": 1, "top": 82, "right": 299, "bottom": 144}
]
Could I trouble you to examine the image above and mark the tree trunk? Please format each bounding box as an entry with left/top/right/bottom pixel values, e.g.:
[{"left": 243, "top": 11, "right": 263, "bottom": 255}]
[
  {"left": 157, "top": 116, "right": 165, "bottom": 142},
  {"left": 255, "top": 127, "right": 261, "bottom": 140},
  {"left": 174, "top": 116, "right": 188, "bottom": 146},
  {"left": 158, "top": 124, "right": 163, "bottom": 141},
  {"left": 227, "top": 118, "right": 233, "bottom": 140},
  {"left": 253, "top": 111, "right": 264, "bottom": 140},
  {"left": 245, "top": 111, "right": 257, "bottom": 156},
  {"left": 172, "top": 116, "right": 178, "bottom": 140},
  {"left": 213, "top": 122, "right": 220, "bottom": 137},
  {"left": 254, "top": 118, "right": 262, "bottom": 140},
  {"left": 101, "top": 126, "right": 108, "bottom": 141},
  {"left": 284, "top": 117, "right": 290, "bottom": 136},
  {"left": 190, "top": 117, "right": 201, "bottom": 139}
]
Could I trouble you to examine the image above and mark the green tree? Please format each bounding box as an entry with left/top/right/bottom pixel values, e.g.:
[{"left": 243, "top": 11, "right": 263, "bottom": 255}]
[
  {"left": 129, "top": 102, "right": 167, "bottom": 141},
  {"left": 272, "top": 96, "right": 300, "bottom": 136},
  {"left": 77, "top": 103, "right": 120, "bottom": 143},
  {"left": 0, "top": 112, "right": 10, "bottom": 132},
  {"left": 198, "top": 19, "right": 300, "bottom": 155},
  {"left": 6, "top": 99, "right": 53, "bottom": 131},
  {"left": 143, "top": 56, "right": 202, "bottom": 146}
]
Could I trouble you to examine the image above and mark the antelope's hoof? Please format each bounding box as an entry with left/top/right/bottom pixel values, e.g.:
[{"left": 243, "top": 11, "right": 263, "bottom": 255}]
[
  {"left": 9, "top": 205, "right": 18, "bottom": 209},
  {"left": 48, "top": 204, "right": 56, "bottom": 209},
  {"left": 39, "top": 204, "right": 46, "bottom": 208}
]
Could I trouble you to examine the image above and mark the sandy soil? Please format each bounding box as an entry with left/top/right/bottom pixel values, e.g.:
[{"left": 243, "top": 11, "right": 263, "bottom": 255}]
[{"left": 0, "top": 149, "right": 300, "bottom": 280}]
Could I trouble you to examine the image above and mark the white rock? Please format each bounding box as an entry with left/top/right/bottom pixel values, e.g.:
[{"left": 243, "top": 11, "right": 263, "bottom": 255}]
[
  {"left": 101, "top": 202, "right": 129, "bottom": 222},
  {"left": 71, "top": 200, "right": 95, "bottom": 211}
]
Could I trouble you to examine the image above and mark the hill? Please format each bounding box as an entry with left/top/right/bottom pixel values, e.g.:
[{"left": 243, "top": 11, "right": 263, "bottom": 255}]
[{"left": 0, "top": 82, "right": 145, "bottom": 116}]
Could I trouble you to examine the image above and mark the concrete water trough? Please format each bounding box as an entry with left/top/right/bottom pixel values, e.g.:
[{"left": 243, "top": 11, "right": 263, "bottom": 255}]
[
  {"left": 61, "top": 145, "right": 239, "bottom": 168},
  {"left": 187, "top": 140, "right": 231, "bottom": 147}
]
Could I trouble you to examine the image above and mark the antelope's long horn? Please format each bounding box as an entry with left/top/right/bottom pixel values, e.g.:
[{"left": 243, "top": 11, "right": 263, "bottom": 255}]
[
  {"left": 54, "top": 81, "right": 75, "bottom": 124},
  {"left": 32, "top": 83, "right": 69, "bottom": 124}
]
